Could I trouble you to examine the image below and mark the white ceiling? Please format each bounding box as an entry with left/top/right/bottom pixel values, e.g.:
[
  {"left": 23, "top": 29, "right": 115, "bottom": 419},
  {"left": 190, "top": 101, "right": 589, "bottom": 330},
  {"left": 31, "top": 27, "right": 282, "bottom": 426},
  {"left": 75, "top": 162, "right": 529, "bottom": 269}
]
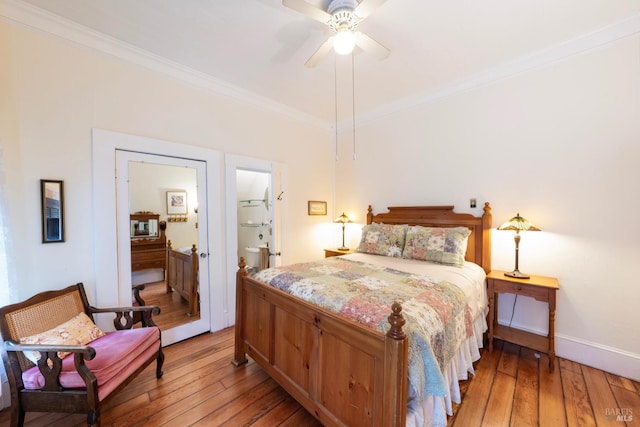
[{"left": 16, "top": 0, "right": 640, "bottom": 124}]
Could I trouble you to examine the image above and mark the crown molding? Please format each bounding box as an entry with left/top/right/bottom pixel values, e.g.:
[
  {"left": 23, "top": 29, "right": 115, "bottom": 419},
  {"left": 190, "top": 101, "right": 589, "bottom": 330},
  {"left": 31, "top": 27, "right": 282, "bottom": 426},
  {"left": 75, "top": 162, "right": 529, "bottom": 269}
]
[
  {"left": 2, "top": 0, "right": 638, "bottom": 132},
  {"left": 350, "top": 13, "right": 640, "bottom": 128},
  {"left": 0, "top": 0, "right": 329, "bottom": 130}
]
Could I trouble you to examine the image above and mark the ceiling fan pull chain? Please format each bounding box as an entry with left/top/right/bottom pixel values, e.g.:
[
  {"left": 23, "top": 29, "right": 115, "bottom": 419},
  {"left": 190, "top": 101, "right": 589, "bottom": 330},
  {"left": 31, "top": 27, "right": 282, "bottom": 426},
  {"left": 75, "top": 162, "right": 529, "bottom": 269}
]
[
  {"left": 352, "top": 52, "right": 356, "bottom": 161},
  {"left": 335, "top": 53, "right": 339, "bottom": 161}
]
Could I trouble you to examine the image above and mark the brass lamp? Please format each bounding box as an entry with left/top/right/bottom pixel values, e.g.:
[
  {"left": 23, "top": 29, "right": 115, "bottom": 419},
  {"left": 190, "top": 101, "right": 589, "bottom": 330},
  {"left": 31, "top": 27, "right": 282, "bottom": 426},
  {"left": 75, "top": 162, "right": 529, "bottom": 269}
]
[
  {"left": 498, "top": 213, "right": 540, "bottom": 279},
  {"left": 334, "top": 212, "right": 352, "bottom": 250}
]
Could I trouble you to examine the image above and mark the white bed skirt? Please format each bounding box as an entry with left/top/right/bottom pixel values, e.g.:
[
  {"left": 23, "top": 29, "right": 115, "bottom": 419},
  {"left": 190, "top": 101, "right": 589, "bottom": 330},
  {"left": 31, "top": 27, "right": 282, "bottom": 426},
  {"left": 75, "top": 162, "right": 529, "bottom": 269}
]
[{"left": 406, "top": 308, "right": 488, "bottom": 427}]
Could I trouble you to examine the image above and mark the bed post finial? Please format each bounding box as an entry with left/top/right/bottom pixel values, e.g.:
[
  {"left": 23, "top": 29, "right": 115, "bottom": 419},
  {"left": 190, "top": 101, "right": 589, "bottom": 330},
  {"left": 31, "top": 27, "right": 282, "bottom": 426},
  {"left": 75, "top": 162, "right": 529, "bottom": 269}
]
[
  {"left": 386, "top": 302, "right": 406, "bottom": 340},
  {"left": 367, "top": 205, "right": 373, "bottom": 225},
  {"left": 238, "top": 257, "right": 247, "bottom": 276}
]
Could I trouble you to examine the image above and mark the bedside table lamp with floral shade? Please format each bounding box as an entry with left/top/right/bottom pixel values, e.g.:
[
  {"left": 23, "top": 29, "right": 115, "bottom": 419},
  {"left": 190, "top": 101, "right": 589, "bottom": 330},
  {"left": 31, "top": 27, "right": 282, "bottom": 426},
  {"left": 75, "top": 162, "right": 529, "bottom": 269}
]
[
  {"left": 498, "top": 213, "right": 540, "bottom": 279},
  {"left": 334, "top": 212, "right": 352, "bottom": 250}
]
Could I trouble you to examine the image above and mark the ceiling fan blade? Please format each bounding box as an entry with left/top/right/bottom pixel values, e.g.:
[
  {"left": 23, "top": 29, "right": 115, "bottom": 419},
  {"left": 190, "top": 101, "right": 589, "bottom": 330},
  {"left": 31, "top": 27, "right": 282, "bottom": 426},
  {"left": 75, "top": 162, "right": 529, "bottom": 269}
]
[
  {"left": 305, "top": 36, "right": 335, "bottom": 68},
  {"left": 354, "top": 31, "right": 390, "bottom": 60},
  {"left": 282, "top": 0, "right": 331, "bottom": 24},
  {"left": 354, "top": 0, "right": 388, "bottom": 19}
]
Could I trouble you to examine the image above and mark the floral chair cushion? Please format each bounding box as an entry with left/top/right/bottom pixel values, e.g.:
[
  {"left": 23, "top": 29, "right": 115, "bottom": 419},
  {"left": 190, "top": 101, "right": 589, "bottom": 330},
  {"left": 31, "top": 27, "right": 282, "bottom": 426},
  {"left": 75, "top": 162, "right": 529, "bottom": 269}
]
[{"left": 19, "top": 312, "right": 106, "bottom": 364}]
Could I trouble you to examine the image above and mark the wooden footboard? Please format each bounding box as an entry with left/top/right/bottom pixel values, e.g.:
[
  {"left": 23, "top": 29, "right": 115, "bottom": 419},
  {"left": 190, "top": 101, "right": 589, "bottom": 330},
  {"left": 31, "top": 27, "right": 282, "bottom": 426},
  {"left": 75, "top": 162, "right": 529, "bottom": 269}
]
[
  {"left": 166, "top": 242, "right": 199, "bottom": 316},
  {"left": 232, "top": 258, "right": 408, "bottom": 427}
]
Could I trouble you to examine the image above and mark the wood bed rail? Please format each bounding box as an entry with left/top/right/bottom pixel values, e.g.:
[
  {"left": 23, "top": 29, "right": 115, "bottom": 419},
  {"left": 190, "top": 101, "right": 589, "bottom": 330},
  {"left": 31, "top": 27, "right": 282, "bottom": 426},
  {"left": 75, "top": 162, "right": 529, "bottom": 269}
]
[{"left": 232, "top": 257, "right": 409, "bottom": 426}]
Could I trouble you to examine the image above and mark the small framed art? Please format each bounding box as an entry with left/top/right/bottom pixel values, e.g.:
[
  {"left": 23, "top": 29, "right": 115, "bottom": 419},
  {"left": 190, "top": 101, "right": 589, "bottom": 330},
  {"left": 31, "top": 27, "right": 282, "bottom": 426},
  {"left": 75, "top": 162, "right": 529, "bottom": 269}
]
[
  {"left": 167, "top": 190, "right": 188, "bottom": 215},
  {"left": 41, "top": 179, "right": 65, "bottom": 243},
  {"left": 308, "top": 200, "right": 327, "bottom": 216}
]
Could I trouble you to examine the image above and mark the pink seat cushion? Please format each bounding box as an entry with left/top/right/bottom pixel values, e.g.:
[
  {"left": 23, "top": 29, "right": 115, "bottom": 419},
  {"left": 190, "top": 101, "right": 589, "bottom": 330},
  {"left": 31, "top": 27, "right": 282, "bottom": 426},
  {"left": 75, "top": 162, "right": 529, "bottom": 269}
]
[{"left": 22, "top": 327, "right": 160, "bottom": 399}]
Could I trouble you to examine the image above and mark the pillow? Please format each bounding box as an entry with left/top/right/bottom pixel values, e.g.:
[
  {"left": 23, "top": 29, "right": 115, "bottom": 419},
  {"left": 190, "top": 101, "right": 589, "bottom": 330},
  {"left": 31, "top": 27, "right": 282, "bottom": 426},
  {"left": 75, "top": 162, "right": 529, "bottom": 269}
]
[
  {"left": 19, "top": 312, "right": 106, "bottom": 364},
  {"left": 402, "top": 226, "right": 471, "bottom": 267},
  {"left": 357, "top": 223, "right": 408, "bottom": 258},
  {"left": 177, "top": 247, "right": 193, "bottom": 255}
]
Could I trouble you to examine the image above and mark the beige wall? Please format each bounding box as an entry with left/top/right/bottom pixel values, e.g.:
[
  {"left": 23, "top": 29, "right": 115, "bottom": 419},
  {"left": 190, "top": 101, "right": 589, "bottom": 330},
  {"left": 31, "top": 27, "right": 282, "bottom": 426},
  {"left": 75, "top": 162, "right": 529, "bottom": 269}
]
[
  {"left": 336, "top": 35, "right": 640, "bottom": 379},
  {"left": 2, "top": 14, "right": 639, "bottom": 381},
  {"left": 0, "top": 21, "right": 334, "bottom": 304}
]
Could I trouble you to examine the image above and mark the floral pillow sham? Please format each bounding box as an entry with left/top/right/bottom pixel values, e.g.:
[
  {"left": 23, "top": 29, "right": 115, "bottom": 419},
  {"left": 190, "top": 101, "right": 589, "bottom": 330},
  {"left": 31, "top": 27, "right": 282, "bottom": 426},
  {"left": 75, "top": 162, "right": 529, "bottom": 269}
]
[
  {"left": 357, "top": 223, "right": 408, "bottom": 258},
  {"left": 402, "top": 225, "right": 471, "bottom": 267}
]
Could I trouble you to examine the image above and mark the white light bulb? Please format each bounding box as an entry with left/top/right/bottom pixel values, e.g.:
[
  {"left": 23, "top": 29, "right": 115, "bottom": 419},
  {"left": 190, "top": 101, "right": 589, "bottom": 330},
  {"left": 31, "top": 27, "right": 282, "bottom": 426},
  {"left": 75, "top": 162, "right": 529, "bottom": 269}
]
[{"left": 333, "top": 29, "right": 355, "bottom": 55}]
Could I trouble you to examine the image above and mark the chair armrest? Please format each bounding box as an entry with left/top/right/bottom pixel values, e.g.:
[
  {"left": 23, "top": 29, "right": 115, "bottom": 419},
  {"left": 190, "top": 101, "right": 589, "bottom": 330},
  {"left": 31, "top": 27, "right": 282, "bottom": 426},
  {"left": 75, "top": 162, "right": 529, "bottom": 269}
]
[
  {"left": 89, "top": 305, "right": 161, "bottom": 330},
  {"left": 91, "top": 305, "right": 160, "bottom": 315},
  {"left": 4, "top": 340, "right": 97, "bottom": 392},
  {"left": 4, "top": 340, "right": 96, "bottom": 360}
]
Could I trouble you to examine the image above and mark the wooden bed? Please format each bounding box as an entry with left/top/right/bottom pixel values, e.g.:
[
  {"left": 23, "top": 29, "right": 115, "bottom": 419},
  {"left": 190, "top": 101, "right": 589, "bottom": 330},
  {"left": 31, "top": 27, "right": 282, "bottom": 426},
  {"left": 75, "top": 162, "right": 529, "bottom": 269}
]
[
  {"left": 232, "top": 203, "right": 492, "bottom": 426},
  {"left": 166, "top": 241, "right": 199, "bottom": 316}
]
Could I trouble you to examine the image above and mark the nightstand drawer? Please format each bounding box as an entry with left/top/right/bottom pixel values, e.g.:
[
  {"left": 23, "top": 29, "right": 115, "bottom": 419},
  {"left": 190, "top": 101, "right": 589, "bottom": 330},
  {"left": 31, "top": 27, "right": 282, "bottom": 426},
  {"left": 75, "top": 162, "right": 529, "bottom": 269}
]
[
  {"left": 492, "top": 280, "right": 548, "bottom": 301},
  {"left": 131, "top": 249, "right": 166, "bottom": 271},
  {"left": 131, "top": 251, "right": 164, "bottom": 263}
]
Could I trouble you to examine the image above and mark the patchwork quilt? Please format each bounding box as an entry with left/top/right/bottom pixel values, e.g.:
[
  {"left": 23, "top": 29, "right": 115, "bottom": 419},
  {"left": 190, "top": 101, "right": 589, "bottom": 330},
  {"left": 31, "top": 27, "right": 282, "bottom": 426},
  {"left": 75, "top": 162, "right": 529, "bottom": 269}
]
[{"left": 253, "top": 256, "right": 474, "bottom": 403}]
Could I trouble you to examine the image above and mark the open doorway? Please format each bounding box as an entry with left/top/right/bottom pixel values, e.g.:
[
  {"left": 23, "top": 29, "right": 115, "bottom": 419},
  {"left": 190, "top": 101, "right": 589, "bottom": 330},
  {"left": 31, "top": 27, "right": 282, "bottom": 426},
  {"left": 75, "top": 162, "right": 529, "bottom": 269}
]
[
  {"left": 236, "top": 170, "right": 271, "bottom": 272},
  {"left": 224, "top": 154, "right": 287, "bottom": 327}
]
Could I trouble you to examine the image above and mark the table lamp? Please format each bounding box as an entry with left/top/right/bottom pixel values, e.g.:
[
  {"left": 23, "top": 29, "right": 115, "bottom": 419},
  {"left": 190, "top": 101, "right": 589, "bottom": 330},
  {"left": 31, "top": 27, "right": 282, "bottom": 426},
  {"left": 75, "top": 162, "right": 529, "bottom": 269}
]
[
  {"left": 334, "top": 212, "right": 351, "bottom": 250},
  {"left": 498, "top": 213, "right": 540, "bottom": 279}
]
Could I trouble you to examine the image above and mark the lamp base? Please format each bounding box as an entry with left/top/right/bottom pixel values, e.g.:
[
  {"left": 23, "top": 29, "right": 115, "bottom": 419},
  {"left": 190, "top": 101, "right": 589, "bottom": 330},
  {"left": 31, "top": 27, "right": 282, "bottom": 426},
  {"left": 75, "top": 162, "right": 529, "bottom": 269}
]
[
  {"left": 504, "top": 270, "right": 530, "bottom": 279},
  {"left": 337, "top": 246, "right": 349, "bottom": 251}
]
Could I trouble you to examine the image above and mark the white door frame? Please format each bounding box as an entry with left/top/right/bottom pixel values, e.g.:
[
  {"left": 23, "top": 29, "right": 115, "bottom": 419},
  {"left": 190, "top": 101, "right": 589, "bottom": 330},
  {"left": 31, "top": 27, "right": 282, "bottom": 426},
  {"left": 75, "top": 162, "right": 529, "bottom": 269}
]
[
  {"left": 224, "top": 153, "right": 288, "bottom": 327},
  {"left": 92, "top": 129, "right": 225, "bottom": 336}
]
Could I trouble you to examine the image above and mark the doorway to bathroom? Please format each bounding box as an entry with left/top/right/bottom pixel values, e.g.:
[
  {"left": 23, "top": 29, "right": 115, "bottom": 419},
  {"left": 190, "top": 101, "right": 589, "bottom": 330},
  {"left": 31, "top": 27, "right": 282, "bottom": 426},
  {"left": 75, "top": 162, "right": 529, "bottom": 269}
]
[
  {"left": 236, "top": 170, "right": 271, "bottom": 271},
  {"left": 224, "top": 153, "right": 287, "bottom": 327}
]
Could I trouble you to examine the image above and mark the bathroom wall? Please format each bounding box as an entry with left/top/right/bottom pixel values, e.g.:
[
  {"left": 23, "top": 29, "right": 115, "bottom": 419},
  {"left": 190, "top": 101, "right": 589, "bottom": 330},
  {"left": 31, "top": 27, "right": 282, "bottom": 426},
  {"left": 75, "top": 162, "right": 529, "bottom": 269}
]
[{"left": 236, "top": 170, "right": 270, "bottom": 267}]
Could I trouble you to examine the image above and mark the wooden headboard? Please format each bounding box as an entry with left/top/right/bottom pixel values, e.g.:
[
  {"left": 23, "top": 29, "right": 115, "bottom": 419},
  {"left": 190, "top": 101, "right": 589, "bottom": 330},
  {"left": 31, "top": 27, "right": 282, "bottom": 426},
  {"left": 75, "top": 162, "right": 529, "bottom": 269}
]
[{"left": 366, "top": 203, "right": 492, "bottom": 273}]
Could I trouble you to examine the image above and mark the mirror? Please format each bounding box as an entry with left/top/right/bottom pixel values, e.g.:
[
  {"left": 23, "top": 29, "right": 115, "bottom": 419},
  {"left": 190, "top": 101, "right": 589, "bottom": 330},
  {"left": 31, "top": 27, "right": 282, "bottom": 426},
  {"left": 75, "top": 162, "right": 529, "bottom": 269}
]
[
  {"left": 130, "top": 216, "right": 159, "bottom": 238},
  {"left": 41, "top": 180, "right": 64, "bottom": 243},
  {"left": 127, "top": 161, "right": 201, "bottom": 335}
]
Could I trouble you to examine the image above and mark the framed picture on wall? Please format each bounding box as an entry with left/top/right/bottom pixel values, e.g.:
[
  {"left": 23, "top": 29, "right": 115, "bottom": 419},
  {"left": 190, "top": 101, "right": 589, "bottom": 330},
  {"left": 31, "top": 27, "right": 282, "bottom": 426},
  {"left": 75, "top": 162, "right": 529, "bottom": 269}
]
[
  {"left": 167, "top": 190, "right": 188, "bottom": 215},
  {"left": 308, "top": 200, "right": 327, "bottom": 216},
  {"left": 41, "top": 179, "right": 65, "bottom": 243}
]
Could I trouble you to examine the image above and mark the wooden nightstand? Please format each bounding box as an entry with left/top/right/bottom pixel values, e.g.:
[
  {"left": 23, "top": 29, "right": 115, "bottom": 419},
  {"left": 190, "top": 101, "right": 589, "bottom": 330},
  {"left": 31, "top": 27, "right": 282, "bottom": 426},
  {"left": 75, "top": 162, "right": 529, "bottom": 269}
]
[
  {"left": 487, "top": 270, "right": 559, "bottom": 371},
  {"left": 324, "top": 248, "right": 355, "bottom": 258}
]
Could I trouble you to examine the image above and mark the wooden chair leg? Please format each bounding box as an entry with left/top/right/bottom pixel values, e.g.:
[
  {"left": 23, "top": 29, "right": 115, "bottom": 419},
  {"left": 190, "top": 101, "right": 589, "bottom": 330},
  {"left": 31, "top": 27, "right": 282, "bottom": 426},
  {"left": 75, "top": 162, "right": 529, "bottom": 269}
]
[
  {"left": 87, "top": 410, "right": 99, "bottom": 427},
  {"left": 11, "top": 405, "right": 24, "bottom": 427},
  {"left": 156, "top": 348, "right": 165, "bottom": 379}
]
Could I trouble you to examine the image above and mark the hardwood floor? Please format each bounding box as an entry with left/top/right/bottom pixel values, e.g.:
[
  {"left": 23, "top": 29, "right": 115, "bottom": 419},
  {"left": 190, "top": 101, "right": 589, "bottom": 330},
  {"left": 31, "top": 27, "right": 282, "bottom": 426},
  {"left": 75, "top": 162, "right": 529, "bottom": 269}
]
[
  {"left": 1, "top": 330, "right": 638, "bottom": 426},
  {"left": 138, "top": 280, "right": 200, "bottom": 331}
]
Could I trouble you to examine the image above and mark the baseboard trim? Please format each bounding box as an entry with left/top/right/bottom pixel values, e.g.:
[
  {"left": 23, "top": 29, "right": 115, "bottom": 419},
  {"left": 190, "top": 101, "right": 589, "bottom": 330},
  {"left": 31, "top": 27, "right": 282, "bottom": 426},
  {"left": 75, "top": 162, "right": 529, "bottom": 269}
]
[
  {"left": 556, "top": 334, "right": 640, "bottom": 381},
  {"left": 497, "top": 319, "right": 639, "bottom": 381}
]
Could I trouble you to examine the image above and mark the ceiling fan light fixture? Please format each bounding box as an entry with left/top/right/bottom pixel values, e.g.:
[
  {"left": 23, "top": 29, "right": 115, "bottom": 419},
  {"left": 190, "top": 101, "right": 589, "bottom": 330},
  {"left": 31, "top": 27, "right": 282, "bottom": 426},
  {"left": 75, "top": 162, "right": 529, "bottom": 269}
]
[{"left": 334, "top": 28, "right": 355, "bottom": 55}]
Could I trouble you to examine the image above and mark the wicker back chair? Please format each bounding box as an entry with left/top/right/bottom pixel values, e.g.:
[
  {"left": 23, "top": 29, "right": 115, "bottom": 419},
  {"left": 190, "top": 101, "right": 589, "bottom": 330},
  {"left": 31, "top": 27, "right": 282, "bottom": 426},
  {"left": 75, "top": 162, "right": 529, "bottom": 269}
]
[{"left": 0, "top": 283, "right": 164, "bottom": 427}]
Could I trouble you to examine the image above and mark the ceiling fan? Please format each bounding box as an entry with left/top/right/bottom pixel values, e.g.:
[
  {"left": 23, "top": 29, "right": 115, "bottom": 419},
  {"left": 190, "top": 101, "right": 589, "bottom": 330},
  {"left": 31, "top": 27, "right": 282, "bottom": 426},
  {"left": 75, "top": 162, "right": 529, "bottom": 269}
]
[{"left": 283, "top": 0, "right": 390, "bottom": 67}]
